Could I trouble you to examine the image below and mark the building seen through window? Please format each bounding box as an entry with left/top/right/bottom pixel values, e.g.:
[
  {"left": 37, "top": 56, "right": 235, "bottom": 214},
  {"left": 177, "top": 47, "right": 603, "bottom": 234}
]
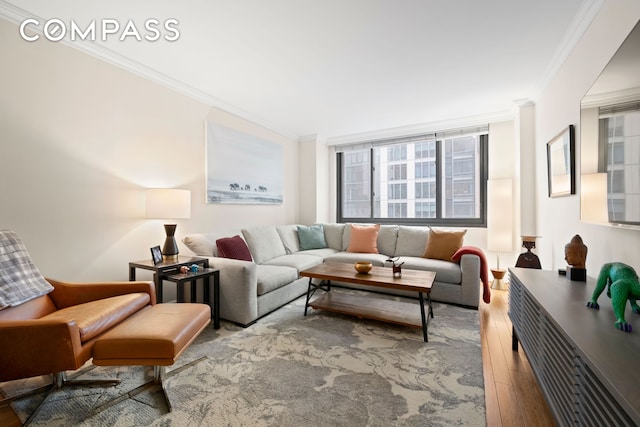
[{"left": 338, "top": 131, "right": 487, "bottom": 226}]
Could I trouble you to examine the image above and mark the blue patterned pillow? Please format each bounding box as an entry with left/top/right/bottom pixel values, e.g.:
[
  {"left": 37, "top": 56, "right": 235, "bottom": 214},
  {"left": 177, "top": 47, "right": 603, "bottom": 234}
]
[
  {"left": 0, "top": 230, "right": 53, "bottom": 308},
  {"left": 297, "top": 225, "right": 328, "bottom": 250}
]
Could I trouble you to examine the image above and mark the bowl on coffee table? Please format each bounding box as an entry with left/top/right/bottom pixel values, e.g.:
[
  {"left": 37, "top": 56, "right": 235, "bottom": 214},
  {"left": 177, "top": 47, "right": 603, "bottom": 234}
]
[{"left": 354, "top": 262, "right": 373, "bottom": 274}]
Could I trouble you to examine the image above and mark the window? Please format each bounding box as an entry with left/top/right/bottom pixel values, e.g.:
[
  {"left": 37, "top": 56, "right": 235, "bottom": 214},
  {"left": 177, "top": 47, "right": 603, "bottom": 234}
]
[
  {"left": 388, "top": 183, "right": 407, "bottom": 200},
  {"left": 337, "top": 130, "right": 488, "bottom": 226}
]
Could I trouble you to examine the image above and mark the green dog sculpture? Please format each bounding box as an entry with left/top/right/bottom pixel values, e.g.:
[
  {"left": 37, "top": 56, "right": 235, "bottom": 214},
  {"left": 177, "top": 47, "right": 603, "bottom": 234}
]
[{"left": 587, "top": 262, "right": 640, "bottom": 332}]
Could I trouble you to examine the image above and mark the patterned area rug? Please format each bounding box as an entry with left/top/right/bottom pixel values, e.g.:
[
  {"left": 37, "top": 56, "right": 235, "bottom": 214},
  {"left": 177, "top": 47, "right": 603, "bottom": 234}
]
[{"left": 5, "top": 292, "right": 486, "bottom": 426}]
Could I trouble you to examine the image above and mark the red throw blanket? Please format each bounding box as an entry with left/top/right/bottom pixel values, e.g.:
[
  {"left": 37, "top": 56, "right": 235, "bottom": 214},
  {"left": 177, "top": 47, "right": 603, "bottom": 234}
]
[{"left": 451, "top": 246, "right": 491, "bottom": 304}]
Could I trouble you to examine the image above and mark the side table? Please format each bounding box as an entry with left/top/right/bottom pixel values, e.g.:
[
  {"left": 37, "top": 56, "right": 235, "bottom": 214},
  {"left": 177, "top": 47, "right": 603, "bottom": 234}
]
[
  {"left": 165, "top": 268, "right": 220, "bottom": 329},
  {"left": 129, "top": 256, "right": 209, "bottom": 303}
]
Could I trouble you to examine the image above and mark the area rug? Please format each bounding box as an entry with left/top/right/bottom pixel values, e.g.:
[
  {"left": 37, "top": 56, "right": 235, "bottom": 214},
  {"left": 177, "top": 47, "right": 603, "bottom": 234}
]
[{"left": 5, "top": 292, "right": 486, "bottom": 426}]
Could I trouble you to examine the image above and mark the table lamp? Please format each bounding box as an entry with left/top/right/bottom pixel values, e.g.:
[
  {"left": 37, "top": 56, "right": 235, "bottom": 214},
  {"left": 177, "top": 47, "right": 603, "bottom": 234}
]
[
  {"left": 580, "top": 173, "right": 608, "bottom": 224},
  {"left": 487, "top": 179, "right": 513, "bottom": 290},
  {"left": 145, "top": 188, "right": 191, "bottom": 261}
]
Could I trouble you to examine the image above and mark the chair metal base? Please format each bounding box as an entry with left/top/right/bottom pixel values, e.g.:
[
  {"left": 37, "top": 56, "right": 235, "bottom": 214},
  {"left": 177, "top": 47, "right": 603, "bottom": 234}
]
[
  {"left": 91, "top": 356, "right": 207, "bottom": 416},
  {"left": 0, "top": 365, "right": 120, "bottom": 426}
]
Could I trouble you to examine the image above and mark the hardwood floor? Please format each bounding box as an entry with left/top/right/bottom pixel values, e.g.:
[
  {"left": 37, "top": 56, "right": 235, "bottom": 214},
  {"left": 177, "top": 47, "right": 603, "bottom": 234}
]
[
  {"left": 1, "top": 286, "right": 555, "bottom": 426},
  {"left": 481, "top": 286, "right": 556, "bottom": 426}
]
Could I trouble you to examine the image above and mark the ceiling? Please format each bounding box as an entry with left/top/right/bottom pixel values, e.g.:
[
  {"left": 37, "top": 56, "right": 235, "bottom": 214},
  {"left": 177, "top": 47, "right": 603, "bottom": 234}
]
[{"left": 2, "top": 0, "right": 601, "bottom": 142}]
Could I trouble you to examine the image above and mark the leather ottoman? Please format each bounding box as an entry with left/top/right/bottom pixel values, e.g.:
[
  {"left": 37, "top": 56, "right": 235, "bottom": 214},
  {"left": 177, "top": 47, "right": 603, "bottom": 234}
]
[{"left": 92, "top": 303, "right": 211, "bottom": 412}]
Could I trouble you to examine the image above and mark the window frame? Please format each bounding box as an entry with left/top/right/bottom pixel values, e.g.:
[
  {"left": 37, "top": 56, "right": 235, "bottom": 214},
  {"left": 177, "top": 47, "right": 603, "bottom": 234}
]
[{"left": 337, "top": 133, "right": 488, "bottom": 227}]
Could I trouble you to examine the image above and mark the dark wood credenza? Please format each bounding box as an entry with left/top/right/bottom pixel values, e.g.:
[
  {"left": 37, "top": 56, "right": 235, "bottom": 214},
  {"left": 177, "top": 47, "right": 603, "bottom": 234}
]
[{"left": 508, "top": 268, "right": 640, "bottom": 426}]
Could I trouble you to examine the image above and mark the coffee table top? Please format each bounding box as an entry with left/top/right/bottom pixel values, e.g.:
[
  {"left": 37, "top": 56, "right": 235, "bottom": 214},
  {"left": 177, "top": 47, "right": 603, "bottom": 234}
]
[{"left": 300, "top": 262, "right": 435, "bottom": 293}]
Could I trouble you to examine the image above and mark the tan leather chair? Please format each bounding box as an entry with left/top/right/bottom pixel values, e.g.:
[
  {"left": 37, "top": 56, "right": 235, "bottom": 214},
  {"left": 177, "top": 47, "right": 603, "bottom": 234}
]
[{"left": 0, "top": 230, "right": 155, "bottom": 423}]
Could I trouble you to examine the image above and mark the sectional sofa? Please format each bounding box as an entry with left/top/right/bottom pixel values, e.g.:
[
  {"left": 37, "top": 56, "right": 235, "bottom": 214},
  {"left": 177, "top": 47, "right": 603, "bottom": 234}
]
[{"left": 183, "top": 223, "right": 485, "bottom": 327}]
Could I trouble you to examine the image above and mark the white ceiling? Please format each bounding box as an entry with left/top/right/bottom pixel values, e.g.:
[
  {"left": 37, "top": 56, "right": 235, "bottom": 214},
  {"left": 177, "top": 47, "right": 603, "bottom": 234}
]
[{"left": 2, "top": 0, "right": 602, "bottom": 141}]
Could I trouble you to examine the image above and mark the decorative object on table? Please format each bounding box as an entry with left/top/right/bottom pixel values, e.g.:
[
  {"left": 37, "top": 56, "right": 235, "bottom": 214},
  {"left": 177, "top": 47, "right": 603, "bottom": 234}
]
[
  {"left": 180, "top": 266, "right": 189, "bottom": 274},
  {"left": 206, "top": 121, "right": 283, "bottom": 205},
  {"left": 564, "top": 234, "right": 587, "bottom": 281},
  {"left": 354, "top": 261, "right": 372, "bottom": 274},
  {"left": 386, "top": 256, "right": 404, "bottom": 278},
  {"left": 515, "top": 236, "right": 542, "bottom": 269},
  {"left": 145, "top": 188, "right": 191, "bottom": 261},
  {"left": 546, "top": 124, "right": 575, "bottom": 197},
  {"left": 190, "top": 264, "right": 200, "bottom": 273},
  {"left": 150, "top": 245, "right": 163, "bottom": 265},
  {"left": 487, "top": 178, "right": 513, "bottom": 290},
  {"left": 587, "top": 262, "right": 640, "bottom": 332}
]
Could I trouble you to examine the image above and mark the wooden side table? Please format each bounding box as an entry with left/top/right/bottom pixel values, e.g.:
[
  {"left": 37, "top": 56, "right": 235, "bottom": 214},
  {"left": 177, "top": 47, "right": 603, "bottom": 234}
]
[
  {"left": 165, "top": 268, "right": 220, "bottom": 329},
  {"left": 128, "top": 256, "right": 209, "bottom": 303}
]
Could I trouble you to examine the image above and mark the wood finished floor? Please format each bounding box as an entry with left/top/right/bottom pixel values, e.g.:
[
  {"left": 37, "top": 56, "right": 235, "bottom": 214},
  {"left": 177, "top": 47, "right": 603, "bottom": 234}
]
[
  {"left": 481, "top": 287, "right": 556, "bottom": 426},
  {"left": 1, "top": 286, "right": 555, "bottom": 426}
]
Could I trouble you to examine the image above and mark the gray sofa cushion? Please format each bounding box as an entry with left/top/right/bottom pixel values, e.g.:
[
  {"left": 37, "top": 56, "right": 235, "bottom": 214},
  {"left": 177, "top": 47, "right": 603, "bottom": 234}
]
[
  {"left": 324, "top": 252, "right": 390, "bottom": 267},
  {"left": 276, "top": 225, "right": 300, "bottom": 254},
  {"left": 242, "top": 226, "right": 287, "bottom": 264},
  {"left": 263, "top": 253, "right": 323, "bottom": 272},
  {"left": 394, "top": 226, "right": 429, "bottom": 257},
  {"left": 377, "top": 225, "right": 398, "bottom": 256},
  {"left": 399, "top": 256, "right": 462, "bottom": 283},
  {"left": 255, "top": 265, "right": 298, "bottom": 296},
  {"left": 323, "top": 223, "right": 346, "bottom": 250},
  {"left": 298, "top": 248, "right": 339, "bottom": 258}
]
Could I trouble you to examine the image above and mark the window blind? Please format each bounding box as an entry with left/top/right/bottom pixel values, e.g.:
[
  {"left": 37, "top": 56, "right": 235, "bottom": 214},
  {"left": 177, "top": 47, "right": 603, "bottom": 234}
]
[
  {"left": 599, "top": 101, "right": 640, "bottom": 118},
  {"left": 333, "top": 125, "right": 488, "bottom": 153}
]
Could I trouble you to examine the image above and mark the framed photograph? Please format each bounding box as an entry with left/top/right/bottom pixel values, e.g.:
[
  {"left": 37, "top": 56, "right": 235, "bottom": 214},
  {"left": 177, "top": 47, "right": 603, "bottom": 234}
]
[
  {"left": 547, "top": 124, "right": 575, "bottom": 197},
  {"left": 150, "top": 245, "right": 163, "bottom": 265},
  {"left": 205, "top": 121, "right": 283, "bottom": 205}
]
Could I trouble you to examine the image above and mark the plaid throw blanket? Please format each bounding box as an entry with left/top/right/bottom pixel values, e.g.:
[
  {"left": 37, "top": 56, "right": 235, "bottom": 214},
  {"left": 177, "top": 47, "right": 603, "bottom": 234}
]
[{"left": 0, "top": 230, "right": 53, "bottom": 309}]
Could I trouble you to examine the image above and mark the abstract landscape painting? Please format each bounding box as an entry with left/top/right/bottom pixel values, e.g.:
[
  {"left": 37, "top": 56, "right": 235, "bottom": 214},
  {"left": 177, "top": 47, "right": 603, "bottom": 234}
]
[{"left": 206, "top": 121, "right": 283, "bottom": 204}]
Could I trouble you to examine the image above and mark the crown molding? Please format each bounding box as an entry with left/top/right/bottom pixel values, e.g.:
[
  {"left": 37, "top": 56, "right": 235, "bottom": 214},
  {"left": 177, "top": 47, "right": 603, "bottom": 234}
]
[
  {"left": 0, "top": 1, "right": 301, "bottom": 142},
  {"left": 532, "top": 0, "right": 605, "bottom": 99}
]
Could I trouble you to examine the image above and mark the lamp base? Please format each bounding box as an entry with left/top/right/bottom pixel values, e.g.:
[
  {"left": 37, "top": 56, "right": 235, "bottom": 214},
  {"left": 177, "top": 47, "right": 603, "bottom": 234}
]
[
  {"left": 162, "top": 224, "right": 179, "bottom": 261},
  {"left": 490, "top": 268, "right": 508, "bottom": 290}
]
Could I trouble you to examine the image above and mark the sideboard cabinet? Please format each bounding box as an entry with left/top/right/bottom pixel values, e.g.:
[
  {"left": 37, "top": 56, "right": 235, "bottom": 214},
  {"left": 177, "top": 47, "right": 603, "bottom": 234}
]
[{"left": 509, "top": 268, "right": 640, "bottom": 426}]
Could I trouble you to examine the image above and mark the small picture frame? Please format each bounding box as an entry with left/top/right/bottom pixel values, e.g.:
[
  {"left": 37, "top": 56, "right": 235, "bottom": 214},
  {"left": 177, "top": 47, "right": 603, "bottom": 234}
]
[
  {"left": 150, "top": 245, "right": 163, "bottom": 265},
  {"left": 547, "top": 124, "right": 575, "bottom": 197}
]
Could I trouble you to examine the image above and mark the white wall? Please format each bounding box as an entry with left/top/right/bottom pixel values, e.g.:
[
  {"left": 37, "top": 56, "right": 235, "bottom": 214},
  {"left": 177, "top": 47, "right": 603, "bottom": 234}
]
[
  {"left": 0, "top": 18, "right": 300, "bottom": 282},
  {"left": 535, "top": 0, "right": 640, "bottom": 272}
]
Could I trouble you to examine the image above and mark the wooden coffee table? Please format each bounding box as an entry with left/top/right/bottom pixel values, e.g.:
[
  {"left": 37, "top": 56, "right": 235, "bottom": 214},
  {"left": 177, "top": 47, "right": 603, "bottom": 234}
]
[{"left": 300, "top": 263, "right": 436, "bottom": 342}]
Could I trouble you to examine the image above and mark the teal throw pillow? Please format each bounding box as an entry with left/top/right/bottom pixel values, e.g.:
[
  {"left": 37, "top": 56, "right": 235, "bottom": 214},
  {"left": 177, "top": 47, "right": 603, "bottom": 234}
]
[{"left": 297, "top": 225, "right": 328, "bottom": 250}]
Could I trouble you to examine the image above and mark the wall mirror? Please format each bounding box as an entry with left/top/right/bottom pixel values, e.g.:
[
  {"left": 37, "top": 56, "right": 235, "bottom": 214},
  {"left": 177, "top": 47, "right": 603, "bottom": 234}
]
[{"left": 580, "top": 20, "right": 640, "bottom": 228}]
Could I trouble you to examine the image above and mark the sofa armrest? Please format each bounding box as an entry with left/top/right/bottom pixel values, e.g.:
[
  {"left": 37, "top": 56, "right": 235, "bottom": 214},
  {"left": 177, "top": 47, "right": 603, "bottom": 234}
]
[
  {"left": 46, "top": 279, "right": 156, "bottom": 309},
  {"left": 0, "top": 319, "right": 83, "bottom": 381},
  {"left": 459, "top": 254, "right": 481, "bottom": 308},
  {"left": 208, "top": 257, "right": 258, "bottom": 325}
]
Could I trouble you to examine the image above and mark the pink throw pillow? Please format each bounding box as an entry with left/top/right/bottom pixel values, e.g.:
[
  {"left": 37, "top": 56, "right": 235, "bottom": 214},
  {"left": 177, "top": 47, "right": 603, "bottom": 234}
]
[
  {"left": 347, "top": 224, "right": 380, "bottom": 253},
  {"left": 216, "top": 235, "right": 253, "bottom": 262}
]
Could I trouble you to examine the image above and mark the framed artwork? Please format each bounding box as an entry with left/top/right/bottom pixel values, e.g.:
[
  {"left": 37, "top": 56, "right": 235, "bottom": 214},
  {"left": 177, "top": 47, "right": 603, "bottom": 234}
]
[
  {"left": 205, "top": 121, "right": 283, "bottom": 204},
  {"left": 547, "top": 125, "right": 575, "bottom": 197},
  {"left": 150, "top": 245, "right": 163, "bottom": 265}
]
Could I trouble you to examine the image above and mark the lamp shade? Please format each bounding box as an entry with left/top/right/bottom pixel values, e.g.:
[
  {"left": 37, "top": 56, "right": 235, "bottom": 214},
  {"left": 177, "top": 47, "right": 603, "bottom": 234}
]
[
  {"left": 487, "top": 179, "right": 513, "bottom": 253},
  {"left": 580, "top": 173, "right": 608, "bottom": 224},
  {"left": 145, "top": 189, "right": 191, "bottom": 219}
]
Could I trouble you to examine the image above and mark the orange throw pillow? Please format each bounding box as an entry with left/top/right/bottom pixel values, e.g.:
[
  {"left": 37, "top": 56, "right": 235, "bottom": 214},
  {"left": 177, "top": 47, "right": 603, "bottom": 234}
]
[
  {"left": 423, "top": 227, "right": 466, "bottom": 261},
  {"left": 347, "top": 224, "right": 380, "bottom": 253}
]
